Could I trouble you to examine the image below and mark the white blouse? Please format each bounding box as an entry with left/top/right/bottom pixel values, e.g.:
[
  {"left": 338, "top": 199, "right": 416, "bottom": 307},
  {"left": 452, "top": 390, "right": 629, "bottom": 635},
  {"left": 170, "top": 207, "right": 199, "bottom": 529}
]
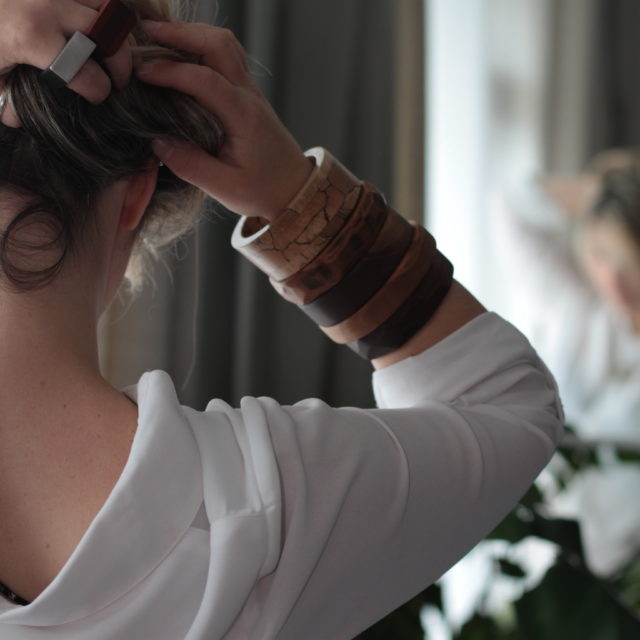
[{"left": 0, "top": 312, "right": 563, "bottom": 639}]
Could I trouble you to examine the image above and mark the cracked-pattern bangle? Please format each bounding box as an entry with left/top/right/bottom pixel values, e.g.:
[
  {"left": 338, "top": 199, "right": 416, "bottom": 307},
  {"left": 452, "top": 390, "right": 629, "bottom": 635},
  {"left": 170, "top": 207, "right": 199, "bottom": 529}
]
[
  {"left": 231, "top": 148, "right": 362, "bottom": 281},
  {"left": 270, "top": 183, "right": 389, "bottom": 306},
  {"left": 296, "top": 205, "right": 414, "bottom": 325},
  {"left": 230, "top": 147, "right": 455, "bottom": 360}
]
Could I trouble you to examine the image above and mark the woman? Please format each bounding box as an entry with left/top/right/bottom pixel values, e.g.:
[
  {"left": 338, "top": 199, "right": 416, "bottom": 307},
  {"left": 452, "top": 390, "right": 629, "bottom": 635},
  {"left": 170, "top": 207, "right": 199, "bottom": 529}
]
[
  {"left": 495, "top": 152, "right": 640, "bottom": 576},
  {"left": 0, "top": 1, "right": 563, "bottom": 638}
]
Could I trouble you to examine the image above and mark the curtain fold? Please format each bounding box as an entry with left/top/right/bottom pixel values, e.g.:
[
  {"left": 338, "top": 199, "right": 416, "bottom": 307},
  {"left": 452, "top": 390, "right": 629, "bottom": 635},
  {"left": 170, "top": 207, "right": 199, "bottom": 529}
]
[
  {"left": 592, "top": 0, "right": 640, "bottom": 150},
  {"left": 544, "top": 0, "right": 640, "bottom": 172},
  {"left": 100, "top": 0, "right": 424, "bottom": 411}
]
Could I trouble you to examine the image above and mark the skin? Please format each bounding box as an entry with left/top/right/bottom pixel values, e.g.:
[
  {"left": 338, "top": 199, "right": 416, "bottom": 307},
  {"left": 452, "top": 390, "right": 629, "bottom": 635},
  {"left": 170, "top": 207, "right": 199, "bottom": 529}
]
[
  {"left": 134, "top": 20, "right": 486, "bottom": 367},
  {"left": 0, "top": 0, "right": 135, "bottom": 127},
  {"left": 0, "top": 9, "right": 484, "bottom": 600},
  {"left": 581, "top": 217, "right": 640, "bottom": 332},
  {"left": 542, "top": 176, "right": 640, "bottom": 333}
]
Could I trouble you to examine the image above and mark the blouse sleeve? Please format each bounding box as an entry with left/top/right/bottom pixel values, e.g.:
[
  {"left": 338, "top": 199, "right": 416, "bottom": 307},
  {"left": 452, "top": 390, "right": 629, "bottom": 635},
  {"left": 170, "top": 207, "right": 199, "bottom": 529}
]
[{"left": 211, "top": 311, "right": 564, "bottom": 639}]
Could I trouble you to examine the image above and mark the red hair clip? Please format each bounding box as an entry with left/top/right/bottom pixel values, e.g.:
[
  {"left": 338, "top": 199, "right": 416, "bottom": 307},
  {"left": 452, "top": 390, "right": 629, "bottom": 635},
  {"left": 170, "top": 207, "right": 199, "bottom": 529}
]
[
  {"left": 86, "top": 0, "right": 138, "bottom": 58},
  {"left": 42, "top": 0, "right": 137, "bottom": 88}
]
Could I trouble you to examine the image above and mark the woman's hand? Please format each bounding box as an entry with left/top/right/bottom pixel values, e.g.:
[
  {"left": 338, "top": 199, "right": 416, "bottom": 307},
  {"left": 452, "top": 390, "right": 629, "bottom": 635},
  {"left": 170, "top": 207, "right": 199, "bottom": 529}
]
[
  {"left": 135, "top": 21, "right": 313, "bottom": 221},
  {"left": 0, "top": 0, "right": 134, "bottom": 127}
]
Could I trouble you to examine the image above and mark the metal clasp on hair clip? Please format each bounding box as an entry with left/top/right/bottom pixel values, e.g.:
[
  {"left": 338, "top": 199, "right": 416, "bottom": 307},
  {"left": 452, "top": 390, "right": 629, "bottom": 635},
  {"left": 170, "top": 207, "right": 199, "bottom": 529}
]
[
  {"left": 0, "top": 90, "right": 8, "bottom": 120},
  {"left": 42, "top": 0, "right": 137, "bottom": 89}
]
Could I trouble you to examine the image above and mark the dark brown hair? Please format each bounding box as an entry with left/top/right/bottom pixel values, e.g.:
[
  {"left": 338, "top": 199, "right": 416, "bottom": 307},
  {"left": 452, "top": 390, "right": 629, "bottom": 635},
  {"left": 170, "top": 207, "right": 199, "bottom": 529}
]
[{"left": 0, "top": 0, "right": 223, "bottom": 291}]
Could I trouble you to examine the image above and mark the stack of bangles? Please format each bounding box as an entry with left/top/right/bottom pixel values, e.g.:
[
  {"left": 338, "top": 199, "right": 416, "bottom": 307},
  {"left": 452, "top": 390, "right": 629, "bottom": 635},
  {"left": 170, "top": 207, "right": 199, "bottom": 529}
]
[{"left": 232, "top": 148, "right": 454, "bottom": 360}]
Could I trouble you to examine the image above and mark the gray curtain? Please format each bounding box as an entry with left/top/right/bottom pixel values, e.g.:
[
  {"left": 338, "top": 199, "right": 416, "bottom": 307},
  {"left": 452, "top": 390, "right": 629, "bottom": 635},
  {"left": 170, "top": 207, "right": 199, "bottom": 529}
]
[
  {"left": 592, "top": 0, "right": 640, "bottom": 151},
  {"left": 544, "top": 0, "right": 640, "bottom": 172},
  {"left": 101, "top": 0, "right": 409, "bottom": 410}
]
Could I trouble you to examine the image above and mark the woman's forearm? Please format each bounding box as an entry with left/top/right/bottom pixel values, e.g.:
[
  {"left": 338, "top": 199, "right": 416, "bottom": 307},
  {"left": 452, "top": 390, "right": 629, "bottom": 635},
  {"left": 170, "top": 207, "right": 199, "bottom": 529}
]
[{"left": 372, "top": 280, "right": 486, "bottom": 369}]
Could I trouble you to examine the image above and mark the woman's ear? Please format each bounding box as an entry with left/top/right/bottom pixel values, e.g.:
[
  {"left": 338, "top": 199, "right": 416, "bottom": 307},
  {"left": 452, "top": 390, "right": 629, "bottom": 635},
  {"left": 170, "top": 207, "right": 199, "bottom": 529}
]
[{"left": 120, "top": 166, "right": 160, "bottom": 231}]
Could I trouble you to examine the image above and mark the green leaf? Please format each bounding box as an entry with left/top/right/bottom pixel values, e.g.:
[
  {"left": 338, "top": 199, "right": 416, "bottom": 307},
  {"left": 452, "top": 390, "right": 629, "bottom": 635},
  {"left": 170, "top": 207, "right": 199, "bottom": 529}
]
[
  {"left": 487, "top": 508, "right": 532, "bottom": 543},
  {"left": 613, "top": 553, "right": 640, "bottom": 614},
  {"left": 518, "top": 483, "right": 544, "bottom": 509},
  {"left": 497, "top": 558, "right": 527, "bottom": 578},
  {"left": 416, "top": 583, "right": 443, "bottom": 610},
  {"left": 557, "top": 443, "right": 600, "bottom": 472},
  {"left": 514, "top": 561, "right": 640, "bottom": 640},
  {"left": 529, "top": 514, "right": 583, "bottom": 561},
  {"left": 354, "top": 600, "right": 425, "bottom": 640},
  {"left": 488, "top": 484, "right": 546, "bottom": 544},
  {"left": 616, "top": 449, "right": 640, "bottom": 464},
  {"left": 355, "top": 588, "right": 439, "bottom": 640},
  {"left": 453, "top": 613, "right": 499, "bottom": 639}
]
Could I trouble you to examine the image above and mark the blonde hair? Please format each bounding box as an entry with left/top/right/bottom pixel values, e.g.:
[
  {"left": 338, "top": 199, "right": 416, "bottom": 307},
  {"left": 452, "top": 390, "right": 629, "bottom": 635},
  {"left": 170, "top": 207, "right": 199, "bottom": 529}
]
[
  {"left": 583, "top": 148, "right": 640, "bottom": 250},
  {"left": 0, "top": 0, "right": 223, "bottom": 291}
]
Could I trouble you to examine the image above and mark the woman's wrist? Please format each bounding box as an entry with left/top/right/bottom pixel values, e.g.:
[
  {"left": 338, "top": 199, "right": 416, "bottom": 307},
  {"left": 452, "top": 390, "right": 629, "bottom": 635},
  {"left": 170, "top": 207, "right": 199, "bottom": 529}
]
[
  {"left": 232, "top": 148, "right": 362, "bottom": 280},
  {"left": 258, "top": 154, "right": 316, "bottom": 223},
  {"left": 232, "top": 148, "right": 468, "bottom": 362}
]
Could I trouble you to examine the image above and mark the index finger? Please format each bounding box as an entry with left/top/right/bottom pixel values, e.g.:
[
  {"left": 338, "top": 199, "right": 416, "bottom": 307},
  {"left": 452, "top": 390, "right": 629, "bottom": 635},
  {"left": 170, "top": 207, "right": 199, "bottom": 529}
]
[{"left": 141, "top": 21, "right": 249, "bottom": 86}]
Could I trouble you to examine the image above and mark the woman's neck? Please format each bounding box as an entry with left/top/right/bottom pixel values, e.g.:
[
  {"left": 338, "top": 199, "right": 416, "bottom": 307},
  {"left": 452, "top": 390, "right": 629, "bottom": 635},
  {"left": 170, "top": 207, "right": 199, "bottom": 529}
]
[{"left": 0, "top": 284, "right": 113, "bottom": 428}]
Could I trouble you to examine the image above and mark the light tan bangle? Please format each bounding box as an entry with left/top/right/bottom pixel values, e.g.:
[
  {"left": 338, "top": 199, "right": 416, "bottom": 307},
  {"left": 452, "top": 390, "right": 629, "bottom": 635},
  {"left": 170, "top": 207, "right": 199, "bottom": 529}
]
[
  {"left": 270, "top": 183, "right": 389, "bottom": 305},
  {"left": 231, "top": 148, "right": 362, "bottom": 281},
  {"left": 319, "top": 225, "right": 436, "bottom": 344}
]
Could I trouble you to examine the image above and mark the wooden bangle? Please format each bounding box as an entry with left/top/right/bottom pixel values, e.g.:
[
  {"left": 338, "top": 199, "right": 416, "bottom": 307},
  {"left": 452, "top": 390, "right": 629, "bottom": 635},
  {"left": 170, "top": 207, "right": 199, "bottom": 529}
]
[
  {"left": 269, "top": 183, "right": 391, "bottom": 305},
  {"left": 297, "top": 207, "right": 414, "bottom": 325},
  {"left": 346, "top": 250, "right": 454, "bottom": 360},
  {"left": 319, "top": 225, "right": 437, "bottom": 344},
  {"left": 231, "top": 148, "right": 362, "bottom": 281}
]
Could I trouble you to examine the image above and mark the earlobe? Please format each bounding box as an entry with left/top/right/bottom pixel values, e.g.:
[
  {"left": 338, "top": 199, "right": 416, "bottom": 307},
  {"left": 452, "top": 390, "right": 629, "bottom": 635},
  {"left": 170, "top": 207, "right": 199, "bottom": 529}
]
[{"left": 120, "top": 166, "right": 159, "bottom": 231}]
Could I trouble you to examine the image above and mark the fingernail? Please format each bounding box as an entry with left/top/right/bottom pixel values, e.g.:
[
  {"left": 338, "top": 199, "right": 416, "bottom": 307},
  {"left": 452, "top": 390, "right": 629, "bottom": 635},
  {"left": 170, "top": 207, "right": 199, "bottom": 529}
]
[
  {"left": 152, "top": 139, "right": 175, "bottom": 159},
  {"left": 135, "top": 61, "right": 155, "bottom": 76},
  {"left": 141, "top": 20, "right": 161, "bottom": 32}
]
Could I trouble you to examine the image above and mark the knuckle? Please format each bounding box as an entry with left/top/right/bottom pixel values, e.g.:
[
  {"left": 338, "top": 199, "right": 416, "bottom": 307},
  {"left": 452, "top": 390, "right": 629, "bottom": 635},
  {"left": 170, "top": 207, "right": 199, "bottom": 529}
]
[
  {"left": 8, "top": 2, "right": 60, "bottom": 66},
  {"left": 211, "top": 27, "right": 235, "bottom": 51},
  {"left": 237, "top": 100, "right": 262, "bottom": 130},
  {"left": 221, "top": 28, "right": 242, "bottom": 54},
  {"left": 12, "top": 17, "right": 41, "bottom": 51},
  {"left": 18, "top": 0, "right": 51, "bottom": 36},
  {"left": 195, "top": 28, "right": 210, "bottom": 54},
  {"left": 187, "top": 64, "right": 216, "bottom": 88},
  {"left": 70, "top": 63, "right": 111, "bottom": 103},
  {"left": 220, "top": 28, "right": 236, "bottom": 43},
  {"left": 199, "top": 65, "right": 218, "bottom": 82},
  {"left": 175, "top": 149, "right": 198, "bottom": 179}
]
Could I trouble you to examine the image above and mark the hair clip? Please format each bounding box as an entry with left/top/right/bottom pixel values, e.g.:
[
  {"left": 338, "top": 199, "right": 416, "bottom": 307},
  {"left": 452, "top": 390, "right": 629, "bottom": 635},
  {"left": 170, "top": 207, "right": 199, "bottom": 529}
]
[
  {"left": 86, "top": 0, "right": 138, "bottom": 58},
  {"left": 42, "top": 0, "right": 137, "bottom": 89}
]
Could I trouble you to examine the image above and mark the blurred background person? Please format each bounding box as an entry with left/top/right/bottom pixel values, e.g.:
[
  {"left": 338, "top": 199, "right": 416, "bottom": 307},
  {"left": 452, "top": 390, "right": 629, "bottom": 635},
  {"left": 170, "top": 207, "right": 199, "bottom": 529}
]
[{"left": 494, "top": 149, "right": 640, "bottom": 577}]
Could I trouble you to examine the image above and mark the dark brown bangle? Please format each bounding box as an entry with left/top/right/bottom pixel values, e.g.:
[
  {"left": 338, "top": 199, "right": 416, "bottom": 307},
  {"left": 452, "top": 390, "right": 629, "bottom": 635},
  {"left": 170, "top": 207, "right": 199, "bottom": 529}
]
[
  {"left": 231, "top": 148, "right": 362, "bottom": 281},
  {"left": 319, "top": 225, "right": 437, "bottom": 344},
  {"left": 297, "top": 207, "right": 414, "bottom": 326},
  {"left": 229, "top": 147, "right": 456, "bottom": 362},
  {"left": 346, "top": 250, "right": 454, "bottom": 360},
  {"left": 270, "top": 183, "right": 391, "bottom": 306}
]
